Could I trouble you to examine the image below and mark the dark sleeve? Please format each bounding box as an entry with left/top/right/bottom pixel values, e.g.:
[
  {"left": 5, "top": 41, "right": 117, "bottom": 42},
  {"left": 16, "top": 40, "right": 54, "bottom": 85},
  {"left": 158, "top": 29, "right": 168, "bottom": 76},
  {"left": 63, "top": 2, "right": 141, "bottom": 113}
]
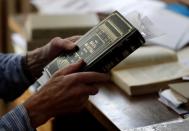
[
  {"left": 0, "top": 104, "right": 35, "bottom": 131},
  {"left": 0, "top": 53, "right": 31, "bottom": 101}
]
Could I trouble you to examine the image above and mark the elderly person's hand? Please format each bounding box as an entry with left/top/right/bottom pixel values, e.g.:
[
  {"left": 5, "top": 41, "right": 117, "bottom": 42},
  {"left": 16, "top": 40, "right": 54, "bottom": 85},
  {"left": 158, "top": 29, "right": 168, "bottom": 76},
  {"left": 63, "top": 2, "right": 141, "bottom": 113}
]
[
  {"left": 25, "top": 36, "right": 80, "bottom": 80},
  {"left": 24, "top": 60, "right": 109, "bottom": 128}
]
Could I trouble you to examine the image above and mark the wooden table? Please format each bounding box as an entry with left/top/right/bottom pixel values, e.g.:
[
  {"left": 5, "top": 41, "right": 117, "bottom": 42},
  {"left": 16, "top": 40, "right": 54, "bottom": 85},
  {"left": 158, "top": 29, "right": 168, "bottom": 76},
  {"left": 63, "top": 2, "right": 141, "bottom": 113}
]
[{"left": 86, "top": 82, "right": 179, "bottom": 131}]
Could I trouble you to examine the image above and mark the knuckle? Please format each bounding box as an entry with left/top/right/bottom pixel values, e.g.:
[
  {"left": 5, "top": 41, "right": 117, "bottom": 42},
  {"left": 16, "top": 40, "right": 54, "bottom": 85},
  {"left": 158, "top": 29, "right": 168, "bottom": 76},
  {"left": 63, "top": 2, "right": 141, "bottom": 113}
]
[
  {"left": 50, "top": 37, "right": 63, "bottom": 47},
  {"left": 53, "top": 68, "right": 63, "bottom": 77},
  {"left": 72, "top": 73, "right": 81, "bottom": 82},
  {"left": 89, "top": 87, "right": 99, "bottom": 95},
  {"left": 51, "top": 37, "right": 62, "bottom": 43},
  {"left": 69, "top": 62, "right": 77, "bottom": 68},
  {"left": 53, "top": 69, "right": 69, "bottom": 79}
]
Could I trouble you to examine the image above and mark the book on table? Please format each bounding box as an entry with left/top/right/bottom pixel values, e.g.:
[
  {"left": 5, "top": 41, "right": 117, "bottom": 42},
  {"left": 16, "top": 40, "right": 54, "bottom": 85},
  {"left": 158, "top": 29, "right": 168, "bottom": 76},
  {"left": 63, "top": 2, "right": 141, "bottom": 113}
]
[
  {"left": 111, "top": 45, "right": 189, "bottom": 96},
  {"left": 159, "top": 82, "right": 189, "bottom": 110}
]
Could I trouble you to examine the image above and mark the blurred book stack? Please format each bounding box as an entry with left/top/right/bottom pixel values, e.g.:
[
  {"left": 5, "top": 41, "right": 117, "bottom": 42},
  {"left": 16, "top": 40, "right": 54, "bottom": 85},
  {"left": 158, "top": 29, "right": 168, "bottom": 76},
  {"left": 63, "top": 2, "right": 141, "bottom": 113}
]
[
  {"left": 159, "top": 82, "right": 189, "bottom": 117},
  {"left": 10, "top": 13, "right": 99, "bottom": 53}
]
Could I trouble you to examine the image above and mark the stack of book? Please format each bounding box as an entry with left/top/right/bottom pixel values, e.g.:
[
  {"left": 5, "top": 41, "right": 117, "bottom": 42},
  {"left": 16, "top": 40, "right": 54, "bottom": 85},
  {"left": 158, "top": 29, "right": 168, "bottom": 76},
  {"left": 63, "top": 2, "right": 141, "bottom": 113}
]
[
  {"left": 159, "top": 82, "right": 189, "bottom": 117},
  {"left": 10, "top": 13, "right": 100, "bottom": 52}
]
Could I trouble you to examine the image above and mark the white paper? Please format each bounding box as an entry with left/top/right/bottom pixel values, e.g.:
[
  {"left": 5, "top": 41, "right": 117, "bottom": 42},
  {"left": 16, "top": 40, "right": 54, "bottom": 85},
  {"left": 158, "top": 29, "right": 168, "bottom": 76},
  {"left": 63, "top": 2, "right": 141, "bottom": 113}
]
[
  {"left": 145, "top": 9, "right": 189, "bottom": 50},
  {"left": 160, "top": 89, "right": 185, "bottom": 107}
]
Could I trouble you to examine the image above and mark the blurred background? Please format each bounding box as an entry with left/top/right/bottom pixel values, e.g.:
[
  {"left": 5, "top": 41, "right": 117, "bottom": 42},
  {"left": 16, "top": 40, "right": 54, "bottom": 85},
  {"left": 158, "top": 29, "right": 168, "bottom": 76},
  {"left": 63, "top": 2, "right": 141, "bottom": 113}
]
[
  {"left": 1, "top": 0, "right": 189, "bottom": 131},
  {"left": 1, "top": 0, "right": 189, "bottom": 54}
]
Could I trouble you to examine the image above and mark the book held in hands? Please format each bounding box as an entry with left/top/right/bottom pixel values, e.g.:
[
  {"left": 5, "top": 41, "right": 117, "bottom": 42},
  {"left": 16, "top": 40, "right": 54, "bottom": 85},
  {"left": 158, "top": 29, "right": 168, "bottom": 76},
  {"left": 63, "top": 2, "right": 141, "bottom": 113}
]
[{"left": 34, "top": 11, "right": 145, "bottom": 90}]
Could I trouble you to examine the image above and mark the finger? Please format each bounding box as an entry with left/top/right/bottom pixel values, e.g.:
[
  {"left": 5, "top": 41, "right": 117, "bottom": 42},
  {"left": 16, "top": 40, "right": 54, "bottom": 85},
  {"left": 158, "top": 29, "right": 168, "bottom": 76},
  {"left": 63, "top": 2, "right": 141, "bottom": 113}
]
[
  {"left": 51, "top": 37, "right": 76, "bottom": 51},
  {"left": 73, "top": 95, "right": 89, "bottom": 106},
  {"left": 68, "top": 72, "right": 110, "bottom": 84},
  {"left": 81, "top": 85, "right": 99, "bottom": 95},
  {"left": 56, "top": 101, "right": 86, "bottom": 115},
  {"left": 54, "top": 60, "right": 86, "bottom": 77},
  {"left": 75, "top": 95, "right": 89, "bottom": 108},
  {"left": 74, "top": 84, "right": 99, "bottom": 96},
  {"left": 67, "top": 35, "right": 82, "bottom": 43}
]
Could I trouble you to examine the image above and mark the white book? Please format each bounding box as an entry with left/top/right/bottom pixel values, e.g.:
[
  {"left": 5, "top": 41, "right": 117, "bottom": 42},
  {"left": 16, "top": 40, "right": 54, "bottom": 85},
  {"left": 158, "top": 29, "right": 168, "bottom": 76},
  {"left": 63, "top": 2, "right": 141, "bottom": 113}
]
[{"left": 111, "top": 46, "right": 189, "bottom": 96}]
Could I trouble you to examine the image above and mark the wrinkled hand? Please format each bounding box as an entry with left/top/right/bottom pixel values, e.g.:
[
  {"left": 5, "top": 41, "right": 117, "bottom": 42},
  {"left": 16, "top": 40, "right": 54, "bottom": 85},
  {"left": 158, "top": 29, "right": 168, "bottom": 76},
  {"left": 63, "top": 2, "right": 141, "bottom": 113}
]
[
  {"left": 24, "top": 60, "right": 109, "bottom": 128},
  {"left": 26, "top": 36, "right": 81, "bottom": 79}
]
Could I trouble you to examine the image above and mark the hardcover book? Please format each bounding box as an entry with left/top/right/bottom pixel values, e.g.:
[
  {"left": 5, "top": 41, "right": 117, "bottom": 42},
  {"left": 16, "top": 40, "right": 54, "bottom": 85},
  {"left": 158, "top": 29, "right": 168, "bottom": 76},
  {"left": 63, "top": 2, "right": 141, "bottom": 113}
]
[
  {"left": 36, "top": 11, "right": 145, "bottom": 88},
  {"left": 45, "top": 11, "right": 144, "bottom": 74}
]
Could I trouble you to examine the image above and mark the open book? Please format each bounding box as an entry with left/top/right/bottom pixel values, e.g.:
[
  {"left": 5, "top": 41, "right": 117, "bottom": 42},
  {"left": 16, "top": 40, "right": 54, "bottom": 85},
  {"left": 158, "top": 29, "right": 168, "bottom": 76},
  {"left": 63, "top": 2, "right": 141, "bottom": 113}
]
[{"left": 111, "top": 45, "right": 189, "bottom": 96}]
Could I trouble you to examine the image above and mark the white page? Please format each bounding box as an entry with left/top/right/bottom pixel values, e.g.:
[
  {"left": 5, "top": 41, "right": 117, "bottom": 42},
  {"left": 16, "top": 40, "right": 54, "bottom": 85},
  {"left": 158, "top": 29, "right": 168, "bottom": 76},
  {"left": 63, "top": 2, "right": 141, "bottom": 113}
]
[
  {"left": 116, "top": 1, "right": 189, "bottom": 50},
  {"left": 146, "top": 9, "right": 189, "bottom": 50}
]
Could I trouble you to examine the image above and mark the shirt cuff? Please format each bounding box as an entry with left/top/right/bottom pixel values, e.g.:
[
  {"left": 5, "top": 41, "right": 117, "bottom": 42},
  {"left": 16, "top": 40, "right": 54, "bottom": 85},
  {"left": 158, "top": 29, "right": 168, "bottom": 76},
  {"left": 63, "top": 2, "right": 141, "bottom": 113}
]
[
  {"left": 19, "top": 55, "right": 34, "bottom": 86},
  {"left": 0, "top": 105, "right": 35, "bottom": 131}
]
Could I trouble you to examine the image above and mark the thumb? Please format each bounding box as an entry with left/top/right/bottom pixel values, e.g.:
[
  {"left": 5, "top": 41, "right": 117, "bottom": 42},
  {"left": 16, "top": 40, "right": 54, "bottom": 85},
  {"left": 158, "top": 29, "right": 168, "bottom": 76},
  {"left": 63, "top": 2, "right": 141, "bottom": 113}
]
[
  {"left": 54, "top": 60, "right": 86, "bottom": 76},
  {"left": 51, "top": 37, "right": 76, "bottom": 52}
]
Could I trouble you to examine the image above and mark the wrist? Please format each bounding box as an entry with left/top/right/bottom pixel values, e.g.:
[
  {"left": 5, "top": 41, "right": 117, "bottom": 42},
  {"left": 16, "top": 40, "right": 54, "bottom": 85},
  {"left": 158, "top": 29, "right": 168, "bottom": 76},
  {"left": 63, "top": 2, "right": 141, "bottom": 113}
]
[
  {"left": 23, "top": 94, "right": 52, "bottom": 128},
  {"left": 21, "top": 54, "right": 36, "bottom": 83},
  {"left": 26, "top": 48, "right": 49, "bottom": 78}
]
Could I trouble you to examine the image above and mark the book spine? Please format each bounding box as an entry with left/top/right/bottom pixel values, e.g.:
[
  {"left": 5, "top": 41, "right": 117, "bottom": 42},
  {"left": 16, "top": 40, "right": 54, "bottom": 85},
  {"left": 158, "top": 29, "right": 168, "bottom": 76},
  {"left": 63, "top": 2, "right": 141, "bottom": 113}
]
[{"left": 83, "top": 30, "right": 144, "bottom": 72}]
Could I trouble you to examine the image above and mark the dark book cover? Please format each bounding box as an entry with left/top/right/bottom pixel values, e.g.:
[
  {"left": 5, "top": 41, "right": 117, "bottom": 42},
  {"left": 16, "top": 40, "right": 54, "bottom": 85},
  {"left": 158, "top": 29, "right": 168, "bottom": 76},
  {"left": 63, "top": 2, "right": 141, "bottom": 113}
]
[{"left": 44, "top": 11, "right": 145, "bottom": 77}]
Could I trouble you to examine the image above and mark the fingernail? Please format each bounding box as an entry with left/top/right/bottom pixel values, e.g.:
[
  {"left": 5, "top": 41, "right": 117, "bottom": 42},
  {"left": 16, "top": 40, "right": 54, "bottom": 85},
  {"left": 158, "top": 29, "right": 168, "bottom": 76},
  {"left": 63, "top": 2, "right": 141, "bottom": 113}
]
[
  {"left": 74, "top": 45, "right": 79, "bottom": 51},
  {"left": 78, "top": 59, "right": 86, "bottom": 65},
  {"left": 91, "top": 88, "right": 99, "bottom": 95}
]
